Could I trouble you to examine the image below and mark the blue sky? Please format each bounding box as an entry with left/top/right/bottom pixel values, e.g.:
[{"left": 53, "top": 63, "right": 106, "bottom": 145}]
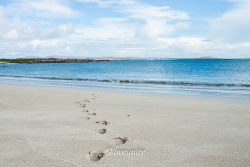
[{"left": 0, "top": 0, "right": 250, "bottom": 58}]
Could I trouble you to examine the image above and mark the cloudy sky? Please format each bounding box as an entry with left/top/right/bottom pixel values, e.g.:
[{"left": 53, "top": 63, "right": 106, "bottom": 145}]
[{"left": 0, "top": 0, "right": 250, "bottom": 58}]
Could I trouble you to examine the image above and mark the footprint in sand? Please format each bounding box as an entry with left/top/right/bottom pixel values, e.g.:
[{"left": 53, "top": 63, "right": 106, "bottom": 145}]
[
  {"left": 79, "top": 104, "right": 86, "bottom": 108},
  {"left": 96, "top": 128, "right": 107, "bottom": 134},
  {"left": 113, "top": 137, "right": 128, "bottom": 144},
  {"left": 82, "top": 116, "right": 91, "bottom": 120},
  {"left": 82, "top": 110, "right": 89, "bottom": 113},
  {"left": 85, "top": 151, "right": 104, "bottom": 161},
  {"left": 95, "top": 120, "right": 109, "bottom": 125},
  {"left": 84, "top": 99, "right": 90, "bottom": 103},
  {"left": 88, "top": 112, "right": 96, "bottom": 116}
]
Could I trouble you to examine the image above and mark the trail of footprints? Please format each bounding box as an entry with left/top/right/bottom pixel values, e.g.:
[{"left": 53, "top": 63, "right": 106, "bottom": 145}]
[{"left": 75, "top": 94, "right": 129, "bottom": 162}]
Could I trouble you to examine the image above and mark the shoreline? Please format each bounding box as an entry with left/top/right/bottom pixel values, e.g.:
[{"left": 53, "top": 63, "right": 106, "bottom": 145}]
[
  {"left": 1, "top": 78, "right": 250, "bottom": 100},
  {"left": 1, "top": 82, "right": 246, "bottom": 101},
  {"left": 1, "top": 83, "right": 250, "bottom": 167}
]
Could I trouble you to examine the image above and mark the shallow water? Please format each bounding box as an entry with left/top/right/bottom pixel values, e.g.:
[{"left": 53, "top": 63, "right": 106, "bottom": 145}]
[{"left": 1, "top": 59, "right": 250, "bottom": 97}]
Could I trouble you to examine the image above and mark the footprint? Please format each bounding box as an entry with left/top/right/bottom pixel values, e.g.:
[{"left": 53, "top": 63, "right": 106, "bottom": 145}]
[
  {"left": 88, "top": 112, "right": 96, "bottom": 116},
  {"left": 97, "top": 128, "right": 107, "bottom": 134},
  {"left": 96, "top": 120, "right": 109, "bottom": 125},
  {"left": 85, "top": 151, "right": 104, "bottom": 161},
  {"left": 84, "top": 99, "right": 90, "bottom": 103},
  {"left": 80, "top": 104, "right": 86, "bottom": 108},
  {"left": 82, "top": 110, "right": 89, "bottom": 113},
  {"left": 113, "top": 137, "right": 128, "bottom": 144},
  {"left": 82, "top": 116, "right": 91, "bottom": 120},
  {"left": 127, "top": 114, "right": 130, "bottom": 117}
]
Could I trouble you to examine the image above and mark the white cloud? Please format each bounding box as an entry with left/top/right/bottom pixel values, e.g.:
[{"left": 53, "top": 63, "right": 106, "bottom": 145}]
[
  {"left": 6, "top": 0, "right": 77, "bottom": 18},
  {"left": 4, "top": 29, "right": 19, "bottom": 39},
  {"left": 0, "top": 0, "right": 250, "bottom": 58},
  {"left": 29, "top": 39, "right": 62, "bottom": 49},
  {"left": 77, "top": 0, "right": 135, "bottom": 7},
  {"left": 210, "top": 0, "right": 250, "bottom": 42},
  {"left": 0, "top": 7, "right": 4, "bottom": 19},
  {"left": 158, "top": 37, "right": 250, "bottom": 58},
  {"left": 0, "top": 0, "right": 192, "bottom": 58},
  {"left": 77, "top": 0, "right": 190, "bottom": 38},
  {"left": 75, "top": 25, "right": 135, "bottom": 41},
  {"left": 119, "top": 3, "right": 190, "bottom": 39},
  {"left": 125, "top": 5, "right": 189, "bottom": 20}
]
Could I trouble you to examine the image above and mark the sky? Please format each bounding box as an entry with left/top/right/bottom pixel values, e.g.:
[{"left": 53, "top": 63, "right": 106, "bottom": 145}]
[{"left": 0, "top": 0, "right": 250, "bottom": 58}]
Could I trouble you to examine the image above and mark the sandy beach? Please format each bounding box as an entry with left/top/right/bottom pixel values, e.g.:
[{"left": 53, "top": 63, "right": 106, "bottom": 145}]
[{"left": 0, "top": 83, "right": 250, "bottom": 167}]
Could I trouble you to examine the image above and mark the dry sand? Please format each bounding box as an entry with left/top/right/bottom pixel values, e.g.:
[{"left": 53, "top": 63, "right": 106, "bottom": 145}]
[{"left": 0, "top": 83, "right": 250, "bottom": 167}]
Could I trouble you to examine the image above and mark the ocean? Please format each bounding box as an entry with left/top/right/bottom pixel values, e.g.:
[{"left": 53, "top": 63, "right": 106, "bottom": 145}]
[{"left": 0, "top": 59, "right": 250, "bottom": 97}]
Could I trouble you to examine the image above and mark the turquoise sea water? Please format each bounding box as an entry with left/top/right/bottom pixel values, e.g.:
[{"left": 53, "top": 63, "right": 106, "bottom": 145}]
[{"left": 0, "top": 59, "right": 250, "bottom": 97}]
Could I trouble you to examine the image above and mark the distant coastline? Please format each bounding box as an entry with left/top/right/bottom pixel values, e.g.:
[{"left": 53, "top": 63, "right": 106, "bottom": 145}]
[
  {"left": 0, "top": 58, "right": 111, "bottom": 64},
  {"left": 0, "top": 57, "right": 249, "bottom": 64}
]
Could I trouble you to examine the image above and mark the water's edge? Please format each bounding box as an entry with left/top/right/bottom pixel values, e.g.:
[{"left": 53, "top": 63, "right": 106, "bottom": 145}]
[{"left": 1, "top": 75, "right": 250, "bottom": 98}]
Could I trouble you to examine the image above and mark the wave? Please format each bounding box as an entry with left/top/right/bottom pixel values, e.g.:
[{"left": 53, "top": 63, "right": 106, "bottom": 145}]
[{"left": 0, "top": 75, "right": 250, "bottom": 88}]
